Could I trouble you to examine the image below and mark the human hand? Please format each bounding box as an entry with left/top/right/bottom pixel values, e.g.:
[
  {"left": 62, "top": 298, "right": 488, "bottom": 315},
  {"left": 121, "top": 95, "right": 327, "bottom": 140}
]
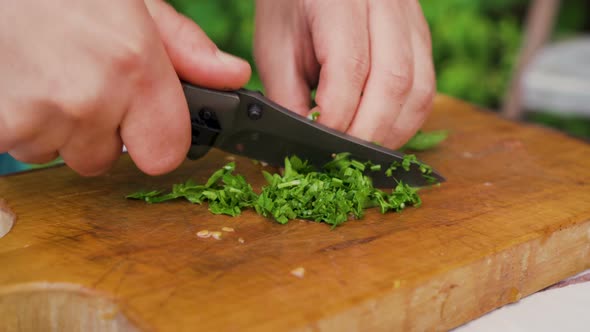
[
  {"left": 0, "top": 0, "right": 251, "bottom": 176},
  {"left": 254, "top": 0, "right": 435, "bottom": 149}
]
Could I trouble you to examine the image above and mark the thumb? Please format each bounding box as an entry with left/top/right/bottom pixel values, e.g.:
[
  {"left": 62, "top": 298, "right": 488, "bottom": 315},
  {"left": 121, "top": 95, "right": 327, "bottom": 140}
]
[{"left": 145, "top": 0, "right": 251, "bottom": 90}]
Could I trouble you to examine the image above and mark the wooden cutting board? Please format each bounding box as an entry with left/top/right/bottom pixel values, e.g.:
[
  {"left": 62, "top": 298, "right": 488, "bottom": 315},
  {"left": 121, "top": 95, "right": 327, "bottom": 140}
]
[{"left": 1, "top": 95, "right": 589, "bottom": 332}]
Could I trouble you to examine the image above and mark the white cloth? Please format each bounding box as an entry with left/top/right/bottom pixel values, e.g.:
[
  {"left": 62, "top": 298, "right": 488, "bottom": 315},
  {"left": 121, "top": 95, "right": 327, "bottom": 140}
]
[{"left": 455, "top": 270, "right": 590, "bottom": 332}]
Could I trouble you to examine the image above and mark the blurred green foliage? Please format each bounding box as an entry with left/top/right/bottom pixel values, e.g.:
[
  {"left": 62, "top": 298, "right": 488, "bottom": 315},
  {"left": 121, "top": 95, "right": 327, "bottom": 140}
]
[
  {"left": 423, "top": 0, "right": 525, "bottom": 108},
  {"left": 423, "top": 0, "right": 588, "bottom": 110},
  {"left": 166, "top": 0, "right": 262, "bottom": 90},
  {"left": 167, "top": 1, "right": 255, "bottom": 62}
]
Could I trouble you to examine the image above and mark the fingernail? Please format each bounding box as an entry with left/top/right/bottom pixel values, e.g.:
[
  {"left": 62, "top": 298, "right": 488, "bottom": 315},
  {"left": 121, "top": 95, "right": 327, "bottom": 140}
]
[{"left": 216, "top": 50, "right": 247, "bottom": 67}]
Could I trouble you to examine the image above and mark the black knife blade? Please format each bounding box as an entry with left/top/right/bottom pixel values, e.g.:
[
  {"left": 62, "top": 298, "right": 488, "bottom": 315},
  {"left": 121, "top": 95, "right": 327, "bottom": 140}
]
[{"left": 182, "top": 81, "right": 445, "bottom": 188}]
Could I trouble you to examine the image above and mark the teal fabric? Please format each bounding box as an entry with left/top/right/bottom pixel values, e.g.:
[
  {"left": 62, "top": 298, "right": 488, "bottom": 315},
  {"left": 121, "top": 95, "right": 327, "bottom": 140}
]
[{"left": 0, "top": 153, "right": 29, "bottom": 175}]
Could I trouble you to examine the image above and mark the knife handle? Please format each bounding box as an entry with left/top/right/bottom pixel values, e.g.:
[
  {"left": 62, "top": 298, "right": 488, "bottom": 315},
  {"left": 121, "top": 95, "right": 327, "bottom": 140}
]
[{"left": 181, "top": 81, "right": 240, "bottom": 160}]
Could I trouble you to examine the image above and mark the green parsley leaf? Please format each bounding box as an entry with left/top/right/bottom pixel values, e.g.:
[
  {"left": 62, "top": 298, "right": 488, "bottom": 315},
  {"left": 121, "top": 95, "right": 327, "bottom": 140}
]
[{"left": 401, "top": 130, "right": 449, "bottom": 151}]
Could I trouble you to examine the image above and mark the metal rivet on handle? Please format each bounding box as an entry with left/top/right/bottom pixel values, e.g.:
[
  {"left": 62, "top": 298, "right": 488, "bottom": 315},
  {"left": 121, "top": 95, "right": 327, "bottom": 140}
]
[
  {"left": 247, "top": 104, "right": 263, "bottom": 120},
  {"left": 199, "top": 108, "right": 213, "bottom": 120}
]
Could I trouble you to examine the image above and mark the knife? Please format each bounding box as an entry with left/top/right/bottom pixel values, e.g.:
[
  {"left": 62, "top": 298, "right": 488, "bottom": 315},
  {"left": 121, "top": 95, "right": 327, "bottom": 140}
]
[{"left": 181, "top": 81, "right": 444, "bottom": 188}]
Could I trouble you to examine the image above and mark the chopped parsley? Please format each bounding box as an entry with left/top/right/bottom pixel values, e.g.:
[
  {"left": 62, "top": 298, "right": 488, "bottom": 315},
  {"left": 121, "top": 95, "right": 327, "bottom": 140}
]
[
  {"left": 127, "top": 154, "right": 439, "bottom": 227},
  {"left": 385, "top": 154, "right": 437, "bottom": 184},
  {"left": 127, "top": 162, "right": 257, "bottom": 216},
  {"left": 307, "top": 111, "right": 321, "bottom": 121}
]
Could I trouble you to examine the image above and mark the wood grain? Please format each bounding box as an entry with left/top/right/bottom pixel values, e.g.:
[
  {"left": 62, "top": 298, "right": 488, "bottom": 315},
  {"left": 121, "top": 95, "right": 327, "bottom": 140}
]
[{"left": 0, "top": 95, "right": 589, "bottom": 332}]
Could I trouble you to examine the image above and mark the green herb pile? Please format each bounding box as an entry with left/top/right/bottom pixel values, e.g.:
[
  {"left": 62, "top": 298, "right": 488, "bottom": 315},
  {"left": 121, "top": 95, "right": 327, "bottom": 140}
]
[{"left": 127, "top": 153, "right": 438, "bottom": 227}]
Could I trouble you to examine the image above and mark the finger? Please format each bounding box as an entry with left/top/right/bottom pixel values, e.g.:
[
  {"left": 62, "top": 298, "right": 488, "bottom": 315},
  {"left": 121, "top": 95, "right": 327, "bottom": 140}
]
[
  {"left": 253, "top": 4, "right": 316, "bottom": 115},
  {"left": 59, "top": 126, "right": 123, "bottom": 176},
  {"left": 118, "top": 6, "right": 191, "bottom": 176},
  {"left": 8, "top": 130, "right": 67, "bottom": 165},
  {"left": 145, "top": 0, "right": 251, "bottom": 90},
  {"left": 386, "top": 2, "right": 436, "bottom": 148},
  {"left": 257, "top": 61, "right": 312, "bottom": 116},
  {"left": 307, "top": 0, "right": 369, "bottom": 132},
  {"left": 122, "top": 78, "right": 190, "bottom": 176},
  {"left": 0, "top": 100, "right": 57, "bottom": 152},
  {"left": 7, "top": 106, "right": 74, "bottom": 164},
  {"left": 0, "top": 112, "right": 39, "bottom": 152},
  {"left": 346, "top": 0, "right": 413, "bottom": 146},
  {"left": 123, "top": 82, "right": 190, "bottom": 176},
  {"left": 9, "top": 149, "right": 58, "bottom": 165}
]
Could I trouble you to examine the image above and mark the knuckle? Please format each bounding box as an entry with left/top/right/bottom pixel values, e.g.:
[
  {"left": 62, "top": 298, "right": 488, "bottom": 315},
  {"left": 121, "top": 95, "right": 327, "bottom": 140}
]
[
  {"left": 374, "top": 63, "right": 414, "bottom": 98},
  {"left": 345, "top": 54, "right": 370, "bottom": 86},
  {"left": 57, "top": 64, "right": 136, "bottom": 122},
  {"left": 383, "top": 70, "right": 413, "bottom": 98},
  {"left": 110, "top": 38, "right": 150, "bottom": 77},
  {"left": 44, "top": 69, "right": 105, "bottom": 122},
  {"left": 58, "top": 90, "right": 101, "bottom": 122}
]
